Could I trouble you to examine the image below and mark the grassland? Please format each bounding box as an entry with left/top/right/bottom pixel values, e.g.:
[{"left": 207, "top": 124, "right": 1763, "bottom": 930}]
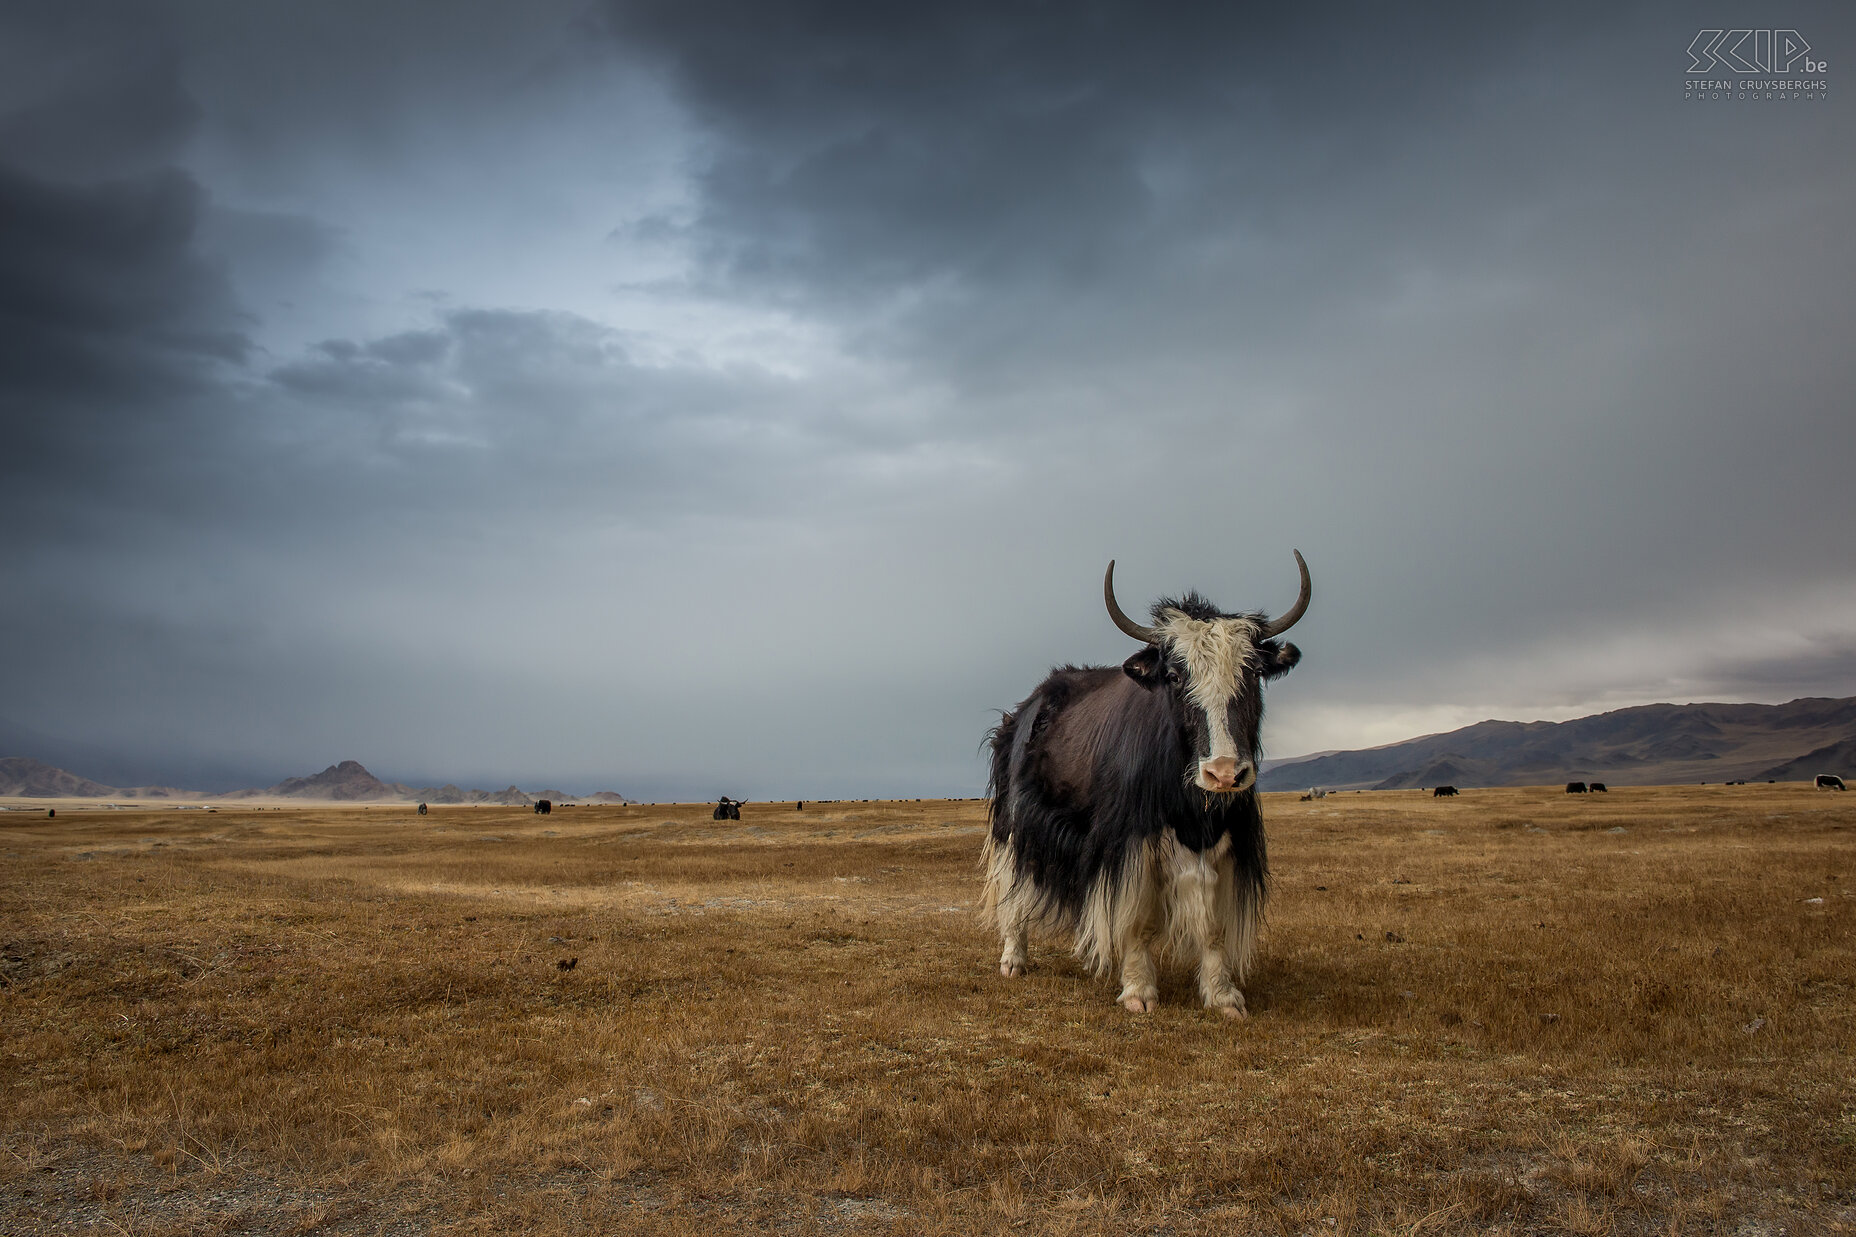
[{"left": 2, "top": 785, "right": 1852, "bottom": 1235}]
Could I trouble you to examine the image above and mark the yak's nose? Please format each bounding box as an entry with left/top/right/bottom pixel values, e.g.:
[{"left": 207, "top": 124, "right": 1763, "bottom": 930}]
[{"left": 1198, "top": 757, "right": 1255, "bottom": 792}]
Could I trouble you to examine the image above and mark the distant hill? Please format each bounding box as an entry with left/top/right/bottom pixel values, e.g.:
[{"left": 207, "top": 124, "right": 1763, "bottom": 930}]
[
  {"left": 233, "top": 759, "right": 412, "bottom": 801},
  {"left": 1262, "top": 696, "right": 1856, "bottom": 791},
  {"left": 0, "top": 756, "right": 630, "bottom": 805},
  {"left": 0, "top": 757, "right": 119, "bottom": 798},
  {"left": 1757, "top": 735, "right": 1856, "bottom": 783}
]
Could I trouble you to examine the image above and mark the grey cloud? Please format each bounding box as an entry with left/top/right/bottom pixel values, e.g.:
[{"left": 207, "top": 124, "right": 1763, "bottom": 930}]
[
  {"left": 0, "top": 3, "right": 193, "bottom": 181},
  {"left": 0, "top": 164, "right": 251, "bottom": 510}
]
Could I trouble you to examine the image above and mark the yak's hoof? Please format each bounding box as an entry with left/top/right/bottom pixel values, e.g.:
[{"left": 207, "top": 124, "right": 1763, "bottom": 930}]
[
  {"left": 1121, "top": 995, "right": 1156, "bottom": 1013},
  {"left": 1211, "top": 991, "right": 1249, "bottom": 1020},
  {"left": 1000, "top": 961, "right": 1025, "bottom": 978}
]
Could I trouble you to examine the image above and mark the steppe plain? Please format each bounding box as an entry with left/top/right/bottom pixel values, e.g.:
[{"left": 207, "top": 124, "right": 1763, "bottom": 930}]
[{"left": 2, "top": 785, "right": 1851, "bottom": 1235}]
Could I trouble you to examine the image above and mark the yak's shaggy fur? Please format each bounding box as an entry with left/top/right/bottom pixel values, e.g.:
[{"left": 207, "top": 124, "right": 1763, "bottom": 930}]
[{"left": 983, "top": 592, "right": 1299, "bottom": 1016}]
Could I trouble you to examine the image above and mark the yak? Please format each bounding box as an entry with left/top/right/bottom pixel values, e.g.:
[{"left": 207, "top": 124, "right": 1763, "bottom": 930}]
[
  {"left": 1818, "top": 774, "right": 1847, "bottom": 791},
  {"left": 983, "top": 552, "right": 1310, "bottom": 1019},
  {"left": 1433, "top": 785, "right": 1459, "bottom": 797},
  {"left": 534, "top": 798, "right": 552, "bottom": 815},
  {"left": 1566, "top": 782, "right": 1588, "bottom": 794}
]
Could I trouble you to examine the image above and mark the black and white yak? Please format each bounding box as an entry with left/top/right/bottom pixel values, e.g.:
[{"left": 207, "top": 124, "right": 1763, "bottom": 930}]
[{"left": 983, "top": 553, "right": 1310, "bottom": 1019}]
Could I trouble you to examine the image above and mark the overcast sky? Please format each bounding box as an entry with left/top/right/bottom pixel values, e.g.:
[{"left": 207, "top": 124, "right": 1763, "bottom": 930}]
[{"left": 2, "top": 2, "right": 1852, "bottom": 797}]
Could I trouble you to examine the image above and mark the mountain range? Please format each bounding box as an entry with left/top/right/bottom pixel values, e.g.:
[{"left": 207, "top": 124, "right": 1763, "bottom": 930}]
[
  {"left": 7, "top": 695, "right": 1855, "bottom": 800},
  {"left": 0, "top": 757, "right": 632, "bottom": 805},
  {"left": 1259, "top": 696, "right": 1856, "bottom": 791}
]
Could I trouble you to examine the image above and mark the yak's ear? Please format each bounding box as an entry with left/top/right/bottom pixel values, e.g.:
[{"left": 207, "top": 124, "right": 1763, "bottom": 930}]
[
  {"left": 1262, "top": 641, "right": 1302, "bottom": 679},
  {"left": 1122, "top": 644, "right": 1165, "bottom": 688}
]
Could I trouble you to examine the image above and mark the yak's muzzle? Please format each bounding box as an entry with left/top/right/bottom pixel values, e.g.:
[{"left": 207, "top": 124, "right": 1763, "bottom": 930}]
[{"left": 1197, "top": 756, "right": 1255, "bottom": 794}]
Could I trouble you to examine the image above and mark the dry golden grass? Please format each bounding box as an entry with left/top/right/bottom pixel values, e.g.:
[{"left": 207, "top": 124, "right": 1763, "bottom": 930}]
[{"left": 1, "top": 785, "right": 1852, "bottom": 1235}]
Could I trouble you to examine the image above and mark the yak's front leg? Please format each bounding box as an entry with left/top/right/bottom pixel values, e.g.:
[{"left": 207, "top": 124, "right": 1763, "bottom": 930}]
[
  {"left": 1171, "top": 834, "right": 1250, "bottom": 1020},
  {"left": 1117, "top": 936, "right": 1159, "bottom": 1013},
  {"left": 1110, "top": 844, "right": 1162, "bottom": 1012},
  {"left": 1197, "top": 948, "right": 1248, "bottom": 1020},
  {"left": 998, "top": 911, "right": 1029, "bottom": 978}
]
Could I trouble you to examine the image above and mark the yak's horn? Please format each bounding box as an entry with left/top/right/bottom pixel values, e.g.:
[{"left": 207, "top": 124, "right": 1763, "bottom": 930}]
[
  {"left": 1260, "top": 550, "right": 1312, "bottom": 639},
  {"left": 1103, "top": 560, "right": 1160, "bottom": 643}
]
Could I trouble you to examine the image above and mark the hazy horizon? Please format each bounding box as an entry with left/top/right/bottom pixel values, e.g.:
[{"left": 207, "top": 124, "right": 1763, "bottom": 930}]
[{"left": 3, "top": 3, "right": 1852, "bottom": 800}]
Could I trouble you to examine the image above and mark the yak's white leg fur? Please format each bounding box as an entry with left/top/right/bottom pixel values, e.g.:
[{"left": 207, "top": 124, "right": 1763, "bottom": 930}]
[
  {"left": 1102, "top": 842, "right": 1160, "bottom": 1013},
  {"left": 999, "top": 914, "right": 1028, "bottom": 978},
  {"left": 982, "top": 833, "right": 1031, "bottom": 978},
  {"left": 1160, "top": 832, "right": 1255, "bottom": 1019},
  {"left": 1117, "top": 937, "right": 1159, "bottom": 1013}
]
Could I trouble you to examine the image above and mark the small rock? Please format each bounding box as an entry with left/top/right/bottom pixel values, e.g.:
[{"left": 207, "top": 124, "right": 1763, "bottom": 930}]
[
  {"left": 1607, "top": 826, "right": 1628, "bottom": 834},
  {"left": 1385, "top": 931, "right": 1405, "bottom": 943},
  {"left": 557, "top": 957, "right": 578, "bottom": 971},
  {"left": 1742, "top": 1017, "right": 1765, "bottom": 1034},
  {"left": 1540, "top": 1013, "right": 1560, "bottom": 1024},
  {"left": 1804, "top": 897, "right": 1824, "bottom": 905}
]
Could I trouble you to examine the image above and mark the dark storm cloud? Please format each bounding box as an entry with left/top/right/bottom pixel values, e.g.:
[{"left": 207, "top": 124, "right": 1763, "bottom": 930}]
[
  {"left": 0, "top": 3, "right": 193, "bottom": 181},
  {"left": 0, "top": 165, "right": 250, "bottom": 493},
  {"left": 611, "top": 4, "right": 1600, "bottom": 321}
]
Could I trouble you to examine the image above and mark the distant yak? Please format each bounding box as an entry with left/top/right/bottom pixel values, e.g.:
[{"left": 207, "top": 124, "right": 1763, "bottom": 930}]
[
  {"left": 417, "top": 802, "right": 428, "bottom": 815},
  {"left": 534, "top": 799, "right": 552, "bottom": 815},
  {"left": 984, "top": 553, "right": 1310, "bottom": 1018},
  {"left": 1565, "top": 782, "right": 1588, "bottom": 794},
  {"left": 1589, "top": 782, "right": 1608, "bottom": 793},
  {"left": 1433, "top": 785, "right": 1458, "bottom": 797},
  {"left": 713, "top": 797, "right": 743, "bottom": 820},
  {"left": 1818, "top": 774, "right": 1847, "bottom": 791}
]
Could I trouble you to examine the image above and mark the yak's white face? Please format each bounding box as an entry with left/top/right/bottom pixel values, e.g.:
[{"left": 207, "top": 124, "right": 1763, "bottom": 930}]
[{"left": 1155, "top": 610, "right": 1261, "bottom": 794}]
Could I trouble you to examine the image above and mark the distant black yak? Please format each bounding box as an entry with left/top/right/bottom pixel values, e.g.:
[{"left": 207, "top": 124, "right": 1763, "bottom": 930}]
[
  {"left": 1565, "top": 782, "right": 1588, "bottom": 794},
  {"left": 1818, "top": 774, "right": 1848, "bottom": 791},
  {"left": 534, "top": 798, "right": 552, "bottom": 815},
  {"left": 1433, "top": 785, "right": 1459, "bottom": 797}
]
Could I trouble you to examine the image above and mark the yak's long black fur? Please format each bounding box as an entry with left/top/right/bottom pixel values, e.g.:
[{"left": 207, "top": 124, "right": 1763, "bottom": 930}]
[{"left": 986, "top": 665, "right": 1269, "bottom": 934}]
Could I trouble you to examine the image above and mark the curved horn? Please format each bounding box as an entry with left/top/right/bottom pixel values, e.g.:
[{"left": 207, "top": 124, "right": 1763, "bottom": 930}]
[
  {"left": 1260, "top": 550, "right": 1312, "bottom": 639},
  {"left": 1104, "top": 560, "right": 1160, "bottom": 643}
]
